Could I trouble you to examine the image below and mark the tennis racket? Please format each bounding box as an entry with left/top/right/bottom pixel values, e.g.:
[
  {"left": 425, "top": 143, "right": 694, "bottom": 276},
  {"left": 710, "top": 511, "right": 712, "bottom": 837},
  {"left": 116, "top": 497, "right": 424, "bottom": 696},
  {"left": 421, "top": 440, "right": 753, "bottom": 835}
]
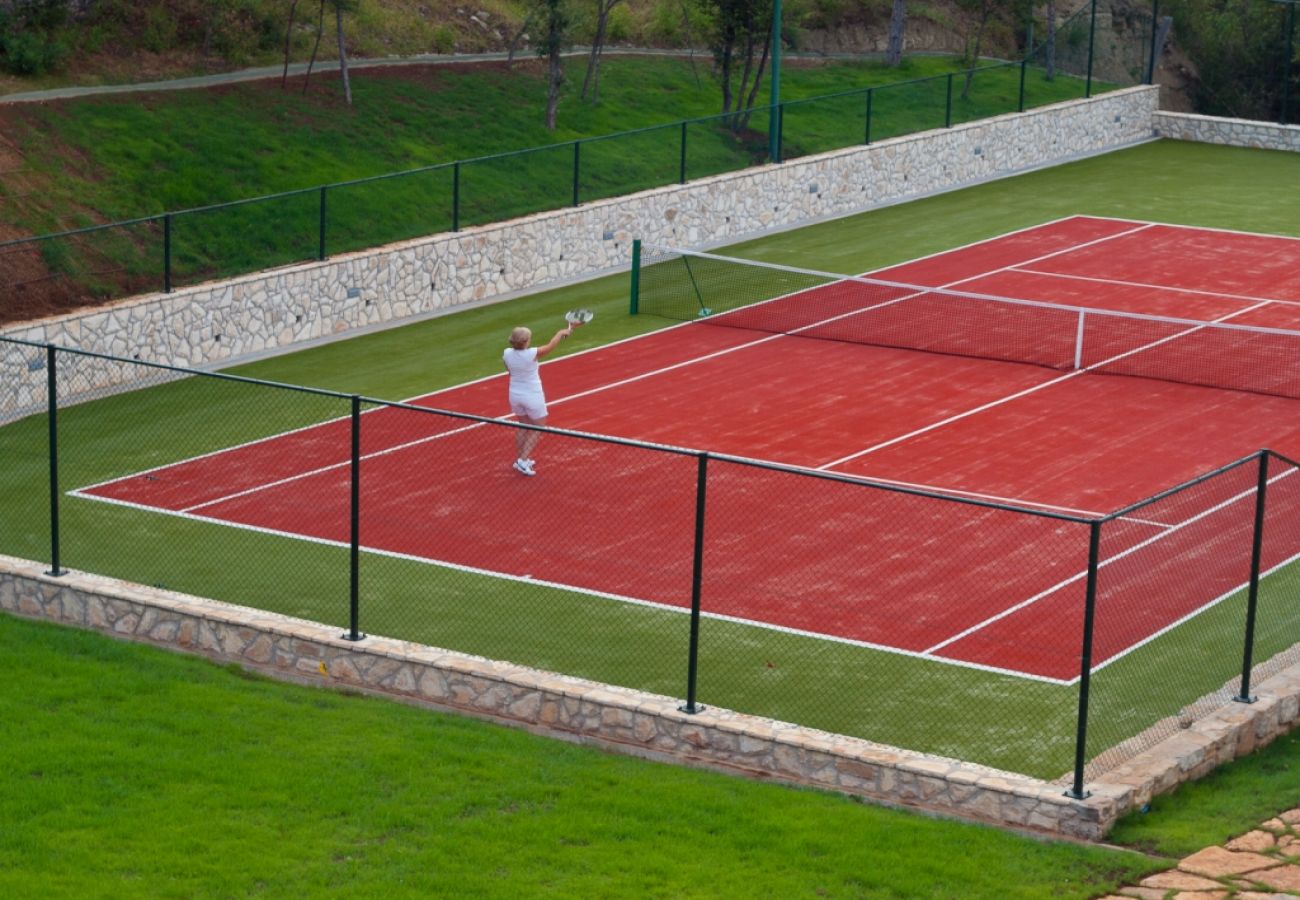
[{"left": 565, "top": 308, "right": 595, "bottom": 326}]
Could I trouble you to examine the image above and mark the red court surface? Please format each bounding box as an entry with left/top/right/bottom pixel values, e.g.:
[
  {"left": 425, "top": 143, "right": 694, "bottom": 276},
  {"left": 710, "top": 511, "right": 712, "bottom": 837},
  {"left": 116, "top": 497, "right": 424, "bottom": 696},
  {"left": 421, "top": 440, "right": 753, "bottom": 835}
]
[{"left": 75, "top": 216, "right": 1300, "bottom": 683}]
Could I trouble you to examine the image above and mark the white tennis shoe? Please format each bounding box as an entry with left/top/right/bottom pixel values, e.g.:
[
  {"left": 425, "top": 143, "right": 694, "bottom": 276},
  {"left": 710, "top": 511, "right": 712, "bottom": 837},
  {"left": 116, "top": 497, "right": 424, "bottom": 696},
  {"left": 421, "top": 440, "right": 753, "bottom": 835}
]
[{"left": 512, "top": 459, "right": 535, "bottom": 476}]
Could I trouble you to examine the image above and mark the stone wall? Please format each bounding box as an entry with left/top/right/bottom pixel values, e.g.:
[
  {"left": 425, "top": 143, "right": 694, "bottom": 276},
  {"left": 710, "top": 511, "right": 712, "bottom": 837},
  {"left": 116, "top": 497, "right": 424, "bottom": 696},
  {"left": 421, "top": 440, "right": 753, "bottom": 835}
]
[
  {"left": 1, "top": 86, "right": 1159, "bottom": 419},
  {"left": 1153, "top": 111, "right": 1300, "bottom": 152},
  {"left": 4, "top": 554, "right": 1299, "bottom": 840}
]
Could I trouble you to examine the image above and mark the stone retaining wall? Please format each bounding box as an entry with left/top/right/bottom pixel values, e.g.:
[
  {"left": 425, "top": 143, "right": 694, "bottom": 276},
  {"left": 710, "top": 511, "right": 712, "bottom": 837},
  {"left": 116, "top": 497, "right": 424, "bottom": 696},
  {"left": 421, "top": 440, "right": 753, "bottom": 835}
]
[
  {"left": 5, "top": 554, "right": 1300, "bottom": 840},
  {"left": 1153, "top": 111, "right": 1300, "bottom": 152},
  {"left": 1, "top": 86, "right": 1158, "bottom": 418}
]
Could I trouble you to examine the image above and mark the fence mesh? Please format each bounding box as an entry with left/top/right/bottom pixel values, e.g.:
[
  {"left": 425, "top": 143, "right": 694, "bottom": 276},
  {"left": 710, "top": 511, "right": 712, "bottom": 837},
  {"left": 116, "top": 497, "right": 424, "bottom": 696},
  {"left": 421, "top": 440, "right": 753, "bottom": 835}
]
[
  {"left": 327, "top": 166, "right": 458, "bottom": 256},
  {"left": 1080, "top": 456, "right": 1263, "bottom": 781},
  {"left": 697, "top": 457, "right": 1090, "bottom": 777},
  {"left": 0, "top": 219, "right": 163, "bottom": 324},
  {"left": 171, "top": 192, "right": 320, "bottom": 288},
  {"left": 5, "top": 328, "right": 1297, "bottom": 788}
]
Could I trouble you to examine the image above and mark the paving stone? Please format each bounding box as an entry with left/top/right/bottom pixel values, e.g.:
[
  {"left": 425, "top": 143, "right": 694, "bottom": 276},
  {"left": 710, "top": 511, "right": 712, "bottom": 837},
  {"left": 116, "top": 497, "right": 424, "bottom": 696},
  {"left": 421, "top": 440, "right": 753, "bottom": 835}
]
[
  {"left": 1171, "top": 891, "right": 1227, "bottom": 899},
  {"left": 1180, "top": 845, "right": 1282, "bottom": 877},
  {"left": 1228, "top": 830, "right": 1280, "bottom": 853},
  {"left": 1249, "top": 864, "right": 1300, "bottom": 892},
  {"left": 1139, "top": 870, "right": 1227, "bottom": 891}
]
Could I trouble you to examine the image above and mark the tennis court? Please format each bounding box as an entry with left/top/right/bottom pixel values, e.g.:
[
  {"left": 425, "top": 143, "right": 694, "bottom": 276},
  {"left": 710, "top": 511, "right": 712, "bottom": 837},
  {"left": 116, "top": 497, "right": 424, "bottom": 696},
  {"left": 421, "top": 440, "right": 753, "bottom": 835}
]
[{"left": 73, "top": 215, "right": 1300, "bottom": 684}]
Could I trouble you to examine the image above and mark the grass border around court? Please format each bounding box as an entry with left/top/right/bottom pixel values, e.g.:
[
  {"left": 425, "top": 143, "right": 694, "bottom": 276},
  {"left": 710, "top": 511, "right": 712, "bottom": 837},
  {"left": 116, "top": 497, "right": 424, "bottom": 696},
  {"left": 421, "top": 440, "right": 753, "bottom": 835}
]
[{"left": 4, "top": 138, "right": 1300, "bottom": 786}]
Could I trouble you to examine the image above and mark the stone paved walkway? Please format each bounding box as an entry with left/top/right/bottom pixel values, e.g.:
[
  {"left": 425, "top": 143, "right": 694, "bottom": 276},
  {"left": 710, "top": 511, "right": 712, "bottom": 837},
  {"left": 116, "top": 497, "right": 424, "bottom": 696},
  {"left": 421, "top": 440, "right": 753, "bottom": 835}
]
[{"left": 1102, "top": 808, "right": 1300, "bottom": 899}]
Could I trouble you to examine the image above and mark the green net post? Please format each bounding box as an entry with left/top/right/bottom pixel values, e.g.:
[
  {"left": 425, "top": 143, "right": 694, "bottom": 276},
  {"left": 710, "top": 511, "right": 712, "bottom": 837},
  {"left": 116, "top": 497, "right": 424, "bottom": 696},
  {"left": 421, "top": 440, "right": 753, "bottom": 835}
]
[{"left": 630, "top": 239, "right": 641, "bottom": 315}]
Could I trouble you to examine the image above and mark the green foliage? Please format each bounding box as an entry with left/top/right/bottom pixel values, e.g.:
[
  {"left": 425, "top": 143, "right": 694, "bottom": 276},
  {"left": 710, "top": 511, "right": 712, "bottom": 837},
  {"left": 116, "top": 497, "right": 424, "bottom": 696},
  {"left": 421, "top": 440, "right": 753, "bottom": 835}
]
[
  {"left": 432, "top": 23, "right": 456, "bottom": 52},
  {"left": 1163, "top": 0, "right": 1294, "bottom": 121},
  {"left": 0, "top": 0, "right": 70, "bottom": 75}
]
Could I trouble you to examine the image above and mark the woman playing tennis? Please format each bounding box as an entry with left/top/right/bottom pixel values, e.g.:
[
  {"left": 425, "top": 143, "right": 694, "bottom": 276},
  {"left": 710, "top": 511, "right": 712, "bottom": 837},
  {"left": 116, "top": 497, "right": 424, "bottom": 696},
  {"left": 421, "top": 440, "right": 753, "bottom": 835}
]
[{"left": 503, "top": 323, "right": 573, "bottom": 476}]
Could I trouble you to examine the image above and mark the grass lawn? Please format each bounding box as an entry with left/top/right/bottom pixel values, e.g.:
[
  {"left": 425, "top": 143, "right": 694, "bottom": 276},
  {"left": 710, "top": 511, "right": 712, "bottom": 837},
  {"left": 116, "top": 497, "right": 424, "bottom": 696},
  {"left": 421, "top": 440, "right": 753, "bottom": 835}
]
[
  {"left": 0, "top": 612, "right": 1167, "bottom": 897},
  {"left": 5, "top": 139, "right": 1300, "bottom": 785},
  {"left": 1, "top": 54, "right": 1099, "bottom": 299}
]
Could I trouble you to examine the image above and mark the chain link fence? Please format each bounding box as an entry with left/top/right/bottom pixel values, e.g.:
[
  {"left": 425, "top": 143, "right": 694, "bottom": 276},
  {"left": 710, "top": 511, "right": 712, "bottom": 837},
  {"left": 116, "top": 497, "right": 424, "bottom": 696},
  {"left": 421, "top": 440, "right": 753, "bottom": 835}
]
[
  {"left": 0, "top": 4, "right": 1157, "bottom": 317},
  {"left": 4, "top": 334, "right": 1295, "bottom": 792}
]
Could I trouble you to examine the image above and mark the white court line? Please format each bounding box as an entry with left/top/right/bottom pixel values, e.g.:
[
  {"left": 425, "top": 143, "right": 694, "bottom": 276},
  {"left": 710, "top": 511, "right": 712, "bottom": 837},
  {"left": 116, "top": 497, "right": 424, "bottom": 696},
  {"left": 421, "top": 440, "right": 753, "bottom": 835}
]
[
  {"left": 69, "top": 217, "right": 1300, "bottom": 681},
  {"left": 1011, "top": 267, "right": 1300, "bottom": 310},
  {"left": 923, "top": 465, "right": 1298, "bottom": 665}
]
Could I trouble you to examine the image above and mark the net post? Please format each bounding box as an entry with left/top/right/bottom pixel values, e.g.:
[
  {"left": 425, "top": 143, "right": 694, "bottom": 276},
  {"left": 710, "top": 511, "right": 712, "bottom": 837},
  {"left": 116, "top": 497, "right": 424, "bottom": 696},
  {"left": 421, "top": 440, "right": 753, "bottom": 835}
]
[
  {"left": 1235, "top": 450, "right": 1269, "bottom": 703},
  {"left": 1074, "top": 309, "right": 1086, "bottom": 370},
  {"left": 342, "top": 394, "right": 366, "bottom": 642},
  {"left": 680, "top": 451, "right": 709, "bottom": 715},
  {"left": 629, "top": 240, "right": 641, "bottom": 315},
  {"left": 1066, "top": 519, "right": 1102, "bottom": 800},
  {"left": 45, "top": 344, "right": 63, "bottom": 577}
]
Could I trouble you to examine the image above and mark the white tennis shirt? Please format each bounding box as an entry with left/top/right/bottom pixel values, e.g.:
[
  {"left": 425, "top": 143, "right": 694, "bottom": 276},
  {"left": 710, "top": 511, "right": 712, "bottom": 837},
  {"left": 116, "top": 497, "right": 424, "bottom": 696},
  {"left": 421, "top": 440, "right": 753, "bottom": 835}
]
[{"left": 503, "top": 347, "right": 544, "bottom": 401}]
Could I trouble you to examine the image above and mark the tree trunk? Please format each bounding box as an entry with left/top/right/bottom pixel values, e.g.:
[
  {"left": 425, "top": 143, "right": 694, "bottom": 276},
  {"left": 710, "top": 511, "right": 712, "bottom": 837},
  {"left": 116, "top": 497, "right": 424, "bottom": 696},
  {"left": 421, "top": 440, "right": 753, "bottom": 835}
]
[
  {"left": 962, "top": 1, "right": 992, "bottom": 100},
  {"left": 282, "top": 0, "right": 301, "bottom": 89},
  {"left": 581, "top": 0, "right": 623, "bottom": 102},
  {"left": 886, "top": 0, "right": 907, "bottom": 67},
  {"left": 303, "top": 0, "right": 325, "bottom": 95},
  {"left": 335, "top": 1, "right": 352, "bottom": 105},
  {"left": 545, "top": 33, "right": 563, "bottom": 128}
]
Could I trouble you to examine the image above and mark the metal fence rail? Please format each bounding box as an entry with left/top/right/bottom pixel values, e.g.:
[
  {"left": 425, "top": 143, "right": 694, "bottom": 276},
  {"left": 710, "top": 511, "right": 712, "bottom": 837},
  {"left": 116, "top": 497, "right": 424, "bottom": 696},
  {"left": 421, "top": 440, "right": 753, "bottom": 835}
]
[
  {"left": 0, "top": 1, "right": 1157, "bottom": 314},
  {"left": 3, "top": 334, "right": 1295, "bottom": 792}
]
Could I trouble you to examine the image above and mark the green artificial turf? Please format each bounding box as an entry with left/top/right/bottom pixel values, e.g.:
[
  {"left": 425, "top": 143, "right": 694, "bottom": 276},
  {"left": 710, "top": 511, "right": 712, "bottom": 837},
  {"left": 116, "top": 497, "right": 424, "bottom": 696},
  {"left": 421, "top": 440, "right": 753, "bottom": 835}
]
[{"left": 4, "top": 139, "right": 1300, "bottom": 782}]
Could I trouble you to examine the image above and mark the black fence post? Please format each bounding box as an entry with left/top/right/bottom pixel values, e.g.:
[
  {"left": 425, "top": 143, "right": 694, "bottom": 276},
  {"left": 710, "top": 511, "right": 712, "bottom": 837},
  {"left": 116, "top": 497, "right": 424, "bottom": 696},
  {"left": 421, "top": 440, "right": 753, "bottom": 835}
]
[
  {"left": 343, "top": 395, "right": 366, "bottom": 642},
  {"left": 945, "top": 73, "right": 954, "bottom": 127},
  {"left": 1145, "top": 0, "right": 1161, "bottom": 85},
  {"left": 1067, "top": 520, "right": 1102, "bottom": 799},
  {"left": 775, "top": 104, "right": 785, "bottom": 163},
  {"left": 452, "top": 162, "right": 461, "bottom": 233},
  {"left": 1235, "top": 451, "right": 1270, "bottom": 703},
  {"left": 679, "top": 121, "right": 688, "bottom": 184},
  {"left": 572, "top": 140, "right": 581, "bottom": 207},
  {"left": 680, "top": 451, "right": 709, "bottom": 714},
  {"left": 1018, "top": 58, "right": 1028, "bottom": 111},
  {"left": 318, "top": 186, "right": 328, "bottom": 261},
  {"left": 45, "top": 345, "right": 63, "bottom": 577},
  {"left": 864, "top": 87, "right": 874, "bottom": 144},
  {"left": 1086, "top": 0, "right": 1098, "bottom": 97},
  {"left": 163, "top": 213, "right": 173, "bottom": 294}
]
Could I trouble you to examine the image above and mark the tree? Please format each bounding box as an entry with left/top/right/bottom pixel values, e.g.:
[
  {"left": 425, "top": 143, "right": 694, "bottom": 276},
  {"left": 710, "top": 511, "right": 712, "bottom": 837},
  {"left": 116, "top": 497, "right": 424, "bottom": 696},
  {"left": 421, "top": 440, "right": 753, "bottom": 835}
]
[
  {"left": 581, "top": 0, "right": 626, "bottom": 102},
  {"left": 956, "top": 0, "right": 993, "bottom": 100},
  {"left": 333, "top": 0, "right": 353, "bottom": 106},
  {"left": 886, "top": 0, "right": 907, "bottom": 67},
  {"left": 301, "top": 0, "right": 327, "bottom": 96},
  {"left": 700, "top": 0, "right": 774, "bottom": 130},
  {"left": 534, "top": 0, "right": 573, "bottom": 129},
  {"left": 282, "top": 0, "right": 302, "bottom": 89}
]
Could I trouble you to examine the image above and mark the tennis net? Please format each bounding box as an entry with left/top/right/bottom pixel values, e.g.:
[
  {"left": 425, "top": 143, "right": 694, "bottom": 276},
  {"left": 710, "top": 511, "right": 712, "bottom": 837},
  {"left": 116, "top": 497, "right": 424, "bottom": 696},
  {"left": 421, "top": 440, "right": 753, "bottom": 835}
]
[{"left": 632, "top": 244, "right": 1300, "bottom": 400}]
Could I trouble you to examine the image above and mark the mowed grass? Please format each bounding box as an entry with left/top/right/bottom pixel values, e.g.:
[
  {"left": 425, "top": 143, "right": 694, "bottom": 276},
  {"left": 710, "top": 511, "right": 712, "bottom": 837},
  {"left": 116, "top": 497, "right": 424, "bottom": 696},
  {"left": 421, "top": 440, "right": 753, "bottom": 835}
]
[
  {"left": 0, "top": 612, "right": 1166, "bottom": 897},
  {"left": 3, "top": 54, "right": 1097, "bottom": 293}
]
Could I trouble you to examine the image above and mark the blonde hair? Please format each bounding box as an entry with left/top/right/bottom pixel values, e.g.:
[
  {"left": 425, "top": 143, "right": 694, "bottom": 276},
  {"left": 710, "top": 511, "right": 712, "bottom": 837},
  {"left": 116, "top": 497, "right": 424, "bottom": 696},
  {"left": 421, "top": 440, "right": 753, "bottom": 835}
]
[{"left": 509, "top": 326, "right": 531, "bottom": 349}]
